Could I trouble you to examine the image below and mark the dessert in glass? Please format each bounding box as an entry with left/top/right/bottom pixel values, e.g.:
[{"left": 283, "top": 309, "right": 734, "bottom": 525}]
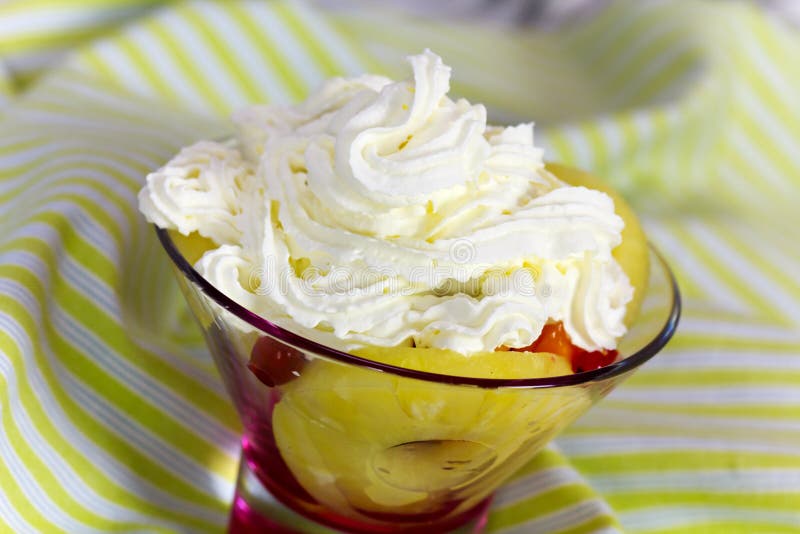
[{"left": 140, "top": 51, "right": 680, "bottom": 533}]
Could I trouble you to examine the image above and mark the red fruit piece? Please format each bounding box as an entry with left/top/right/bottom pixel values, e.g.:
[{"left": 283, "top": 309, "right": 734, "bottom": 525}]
[
  {"left": 248, "top": 336, "right": 305, "bottom": 388},
  {"left": 508, "top": 321, "right": 618, "bottom": 373},
  {"left": 515, "top": 322, "right": 577, "bottom": 358},
  {"left": 571, "top": 349, "right": 618, "bottom": 373}
]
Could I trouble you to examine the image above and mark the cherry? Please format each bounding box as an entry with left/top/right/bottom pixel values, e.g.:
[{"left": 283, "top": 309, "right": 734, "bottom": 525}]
[{"left": 248, "top": 336, "right": 306, "bottom": 388}]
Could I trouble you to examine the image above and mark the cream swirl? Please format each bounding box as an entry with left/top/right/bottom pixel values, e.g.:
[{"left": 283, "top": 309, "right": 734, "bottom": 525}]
[
  {"left": 139, "top": 50, "right": 633, "bottom": 354},
  {"left": 138, "top": 140, "right": 253, "bottom": 244}
]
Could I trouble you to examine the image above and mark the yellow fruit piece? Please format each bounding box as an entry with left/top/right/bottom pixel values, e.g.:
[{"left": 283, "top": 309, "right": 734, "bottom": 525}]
[
  {"left": 354, "top": 345, "right": 572, "bottom": 379},
  {"left": 545, "top": 163, "right": 649, "bottom": 326},
  {"left": 273, "top": 348, "right": 589, "bottom": 519},
  {"left": 168, "top": 230, "right": 217, "bottom": 265}
]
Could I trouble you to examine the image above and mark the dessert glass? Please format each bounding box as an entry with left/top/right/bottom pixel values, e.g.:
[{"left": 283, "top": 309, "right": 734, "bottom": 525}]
[{"left": 156, "top": 227, "right": 680, "bottom": 533}]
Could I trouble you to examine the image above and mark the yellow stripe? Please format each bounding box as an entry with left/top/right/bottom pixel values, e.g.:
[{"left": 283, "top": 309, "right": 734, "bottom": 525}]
[
  {"left": 489, "top": 484, "right": 612, "bottom": 531},
  {"left": 666, "top": 222, "right": 787, "bottom": 323},
  {"left": 227, "top": 2, "right": 308, "bottom": 100},
  {"left": 145, "top": 18, "right": 228, "bottom": 115},
  {"left": 0, "top": 356, "right": 70, "bottom": 534},
  {"left": 0, "top": 259, "right": 227, "bottom": 522},
  {"left": 0, "top": 264, "right": 218, "bottom": 530},
  {"left": 271, "top": 1, "right": 342, "bottom": 78},
  {"left": 573, "top": 451, "right": 800, "bottom": 474}
]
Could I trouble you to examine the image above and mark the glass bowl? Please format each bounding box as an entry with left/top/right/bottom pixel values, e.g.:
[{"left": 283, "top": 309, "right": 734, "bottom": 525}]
[{"left": 156, "top": 227, "right": 680, "bottom": 533}]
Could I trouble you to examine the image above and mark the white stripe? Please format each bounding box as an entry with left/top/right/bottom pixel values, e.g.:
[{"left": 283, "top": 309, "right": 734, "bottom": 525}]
[
  {"left": 1, "top": 219, "right": 239, "bottom": 455},
  {"left": 20, "top": 197, "right": 122, "bottom": 266},
  {"left": 644, "top": 348, "right": 800, "bottom": 371},
  {"left": 736, "top": 82, "right": 800, "bottom": 169},
  {"left": 629, "top": 108, "right": 656, "bottom": 143},
  {"left": 733, "top": 16, "right": 800, "bottom": 115},
  {"left": 611, "top": 41, "right": 697, "bottom": 106},
  {"left": 0, "top": 476, "right": 37, "bottom": 534},
  {"left": 644, "top": 221, "right": 750, "bottom": 313},
  {"left": 557, "top": 434, "right": 800, "bottom": 456},
  {"left": 55, "top": 187, "right": 129, "bottom": 249},
  {"left": 158, "top": 9, "right": 248, "bottom": 109},
  {"left": 717, "top": 162, "right": 774, "bottom": 215},
  {"left": 609, "top": 386, "right": 800, "bottom": 405},
  {"left": 0, "top": 312, "right": 193, "bottom": 530},
  {"left": 495, "top": 498, "right": 613, "bottom": 534},
  {"left": 0, "top": 357, "right": 104, "bottom": 533},
  {"left": 678, "top": 316, "right": 800, "bottom": 342},
  {"left": 91, "top": 39, "right": 155, "bottom": 98},
  {"left": 0, "top": 151, "right": 144, "bottom": 195},
  {"left": 492, "top": 466, "right": 585, "bottom": 508},
  {"left": 574, "top": 2, "right": 668, "bottom": 65},
  {"left": 0, "top": 5, "right": 140, "bottom": 38},
  {"left": 10, "top": 108, "right": 206, "bottom": 147},
  {"left": 595, "top": 117, "right": 623, "bottom": 158},
  {"left": 52, "top": 296, "right": 239, "bottom": 455},
  {"left": 576, "top": 406, "right": 800, "bottom": 434},
  {"left": 0, "top": 310, "right": 228, "bottom": 527},
  {"left": 132, "top": 335, "right": 227, "bottom": 398},
  {"left": 552, "top": 125, "right": 595, "bottom": 168},
  {"left": 125, "top": 23, "right": 209, "bottom": 112},
  {"left": 0, "top": 248, "right": 114, "bottom": 325},
  {"left": 735, "top": 220, "right": 800, "bottom": 275},
  {"left": 728, "top": 127, "right": 795, "bottom": 194},
  {"left": 0, "top": 140, "right": 69, "bottom": 168},
  {"left": 241, "top": 2, "right": 325, "bottom": 89},
  {"left": 12, "top": 78, "right": 223, "bottom": 144},
  {"left": 620, "top": 505, "right": 800, "bottom": 531},
  {"left": 2, "top": 48, "right": 66, "bottom": 77},
  {"left": 687, "top": 219, "right": 800, "bottom": 319},
  {"left": 61, "top": 250, "right": 120, "bottom": 319},
  {"left": 194, "top": 2, "right": 292, "bottom": 104},
  {"left": 34, "top": 75, "right": 225, "bottom": 141},
  {"left": 0, "top": 129, "right": 166, "bottom": 169},
  {"left": 591, "top": 469, "right": 800, "bottom": 494},
  {"left": 598, "top": 13, "right": 689, "bottom": 83},
  {"left": 287, "top": 0, "right": 365, "bottom": 75}
]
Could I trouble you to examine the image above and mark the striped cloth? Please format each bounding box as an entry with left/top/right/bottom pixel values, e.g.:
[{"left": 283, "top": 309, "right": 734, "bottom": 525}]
[{"left": 1, "top": 1, "right": 799, "bottom": 532}]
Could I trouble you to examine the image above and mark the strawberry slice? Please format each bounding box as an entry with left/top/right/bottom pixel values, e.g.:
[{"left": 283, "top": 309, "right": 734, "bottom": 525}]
[{"left": 248, "top": 336, "right": 306, "bottom": 388}]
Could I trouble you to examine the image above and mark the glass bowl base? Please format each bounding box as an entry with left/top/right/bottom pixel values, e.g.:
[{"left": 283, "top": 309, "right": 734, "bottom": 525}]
[{"left": 227, "top": 451, "right": 492, "bottom": 533}]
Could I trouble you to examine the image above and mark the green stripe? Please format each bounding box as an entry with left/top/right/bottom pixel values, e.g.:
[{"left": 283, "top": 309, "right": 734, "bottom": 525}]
[
  {"left": 609, "top": 491, "right": 800, "bottom": 512},
  {"left": 489, "top": 484, "right": 613, "bottom": 531},
  {"left": 602, "top": 400, "right": 800, "bottom": 421},
  {"left": 668, "top": 334, "right": 800, "bottom": 353},
  {"left": 0, "top": 306, "right": 216, "bottom": 532},
  {"left": 637, "top": 519, "right": 800, "bottom": 534},
  {"left": 0, "top": 234, "right": 233, "bottom": 510},
  {"left": 572, "top": 452, "right": 800, "bottom": 474},
  {"left": 145, "top": 18, "right": 228, "bottom": 115},
  {"left": 227, "top": 2, "right": 308, "bottom": 100},
  {"left": 271, "top": 1, "right": 342, "bottom": 78},
  {"left": 179, "top": 5, "right": 262, "bottom": 104},
  {"left": 626, "top": 368, "right": 800, "bottom": 387},
  {"left": 0, "top": 265, "right": 216, "bottom": 530},
  {"left": 666, "top": 222, "right": 789, "bottom": 323},
  {"left": 0, "top": 357, "right": 70, "bottom": 534}
]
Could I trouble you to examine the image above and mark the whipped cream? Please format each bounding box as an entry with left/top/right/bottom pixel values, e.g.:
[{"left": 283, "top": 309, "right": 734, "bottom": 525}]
[{"left": 139, "top": 50, "right": 633, "bottom": 355}]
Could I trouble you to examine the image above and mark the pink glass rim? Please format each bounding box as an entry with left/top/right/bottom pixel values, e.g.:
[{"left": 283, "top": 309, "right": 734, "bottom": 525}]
[{"left": 156, "top": 226, "right": 680, "bottom": 389}]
